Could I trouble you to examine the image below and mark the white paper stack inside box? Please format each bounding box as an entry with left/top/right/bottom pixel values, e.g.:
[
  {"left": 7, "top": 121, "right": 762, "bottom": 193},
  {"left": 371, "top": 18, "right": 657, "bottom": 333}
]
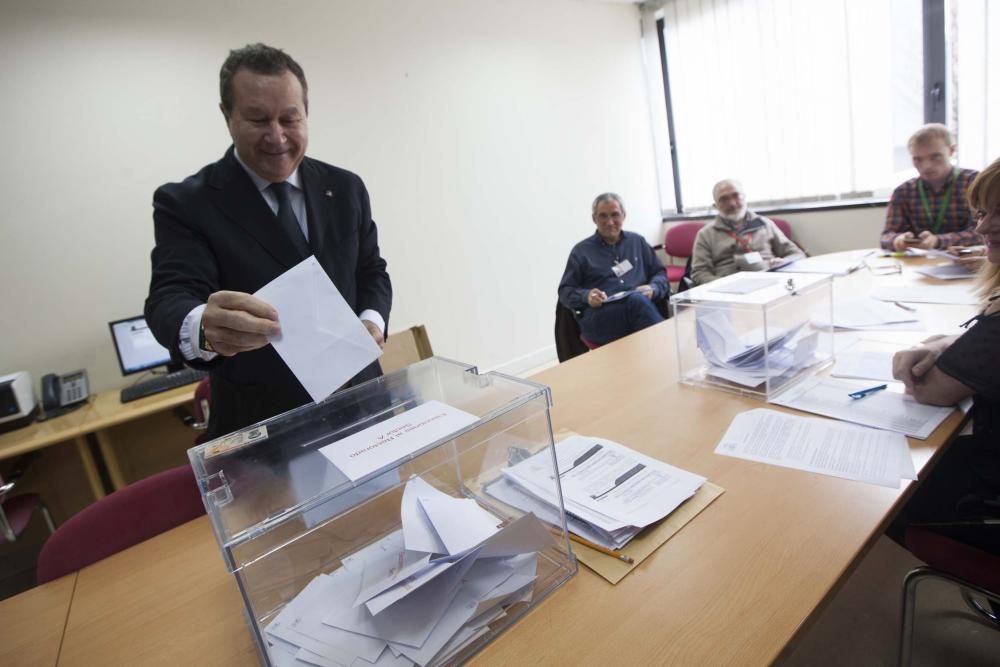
[
  {"left": 188, "top": 357, "right": 577, "bottom": 667},
  {"left": 671, "top": 272, "right": 835, "bottom": 400}
]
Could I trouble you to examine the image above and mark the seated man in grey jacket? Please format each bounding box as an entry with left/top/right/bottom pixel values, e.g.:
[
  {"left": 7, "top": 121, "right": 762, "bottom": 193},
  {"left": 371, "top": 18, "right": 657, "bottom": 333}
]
[{"left": 690, "top": 179, "right": 805, "bottom": 285}]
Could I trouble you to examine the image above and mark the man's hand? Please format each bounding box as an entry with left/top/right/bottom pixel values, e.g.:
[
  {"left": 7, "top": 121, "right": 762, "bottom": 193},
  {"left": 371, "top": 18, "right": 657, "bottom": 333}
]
[
  {"left": 201, "top": 291, "right": 280, "bottom": 357},
  {"left": 947, "top": 245, "right": 987, "bottom": 266},
  {"left": 636, "top": 285, "right": 655, "bottom": 299},
  {"left": 362, "top": 319, "right": 385, "bottom": 349},
  {"left": 587, "top": 289, "right": 608, "bottom": 308},
  {"left": 892, "top": 232, "right": 915, "bottom": 251},
  {"left": 916, "top": 230, "right": 938, "bottom": 249}
]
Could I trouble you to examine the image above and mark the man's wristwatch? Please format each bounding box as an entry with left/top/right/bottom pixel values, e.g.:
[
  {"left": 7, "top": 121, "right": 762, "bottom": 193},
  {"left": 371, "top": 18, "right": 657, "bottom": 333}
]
[{"left": 199, "top": 321, "right": 214, "bottom": 353}]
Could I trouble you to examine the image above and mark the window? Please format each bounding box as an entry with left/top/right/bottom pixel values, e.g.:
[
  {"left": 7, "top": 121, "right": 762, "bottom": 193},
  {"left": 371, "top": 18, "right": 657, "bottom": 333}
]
[{"left": 648, "top": 0, "right": 926, "bottom": 214}]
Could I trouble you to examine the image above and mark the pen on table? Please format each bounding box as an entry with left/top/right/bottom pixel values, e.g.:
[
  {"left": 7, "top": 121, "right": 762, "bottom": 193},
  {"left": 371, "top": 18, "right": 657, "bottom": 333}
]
[
  {"left": 893, "top": 301, "right": 917, "bottom": 312},
  {"left": 848, "top": 384, "right": 887, "bottom": 400},
  {"left": 568, "top": 533, "right": 634, "bottom": 564}
]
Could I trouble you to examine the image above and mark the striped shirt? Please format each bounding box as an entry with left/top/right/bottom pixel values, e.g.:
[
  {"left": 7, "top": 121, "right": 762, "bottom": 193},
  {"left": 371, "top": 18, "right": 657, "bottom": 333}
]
[{"left": 880, "top": 168, "right": 980, "bottom": 249}]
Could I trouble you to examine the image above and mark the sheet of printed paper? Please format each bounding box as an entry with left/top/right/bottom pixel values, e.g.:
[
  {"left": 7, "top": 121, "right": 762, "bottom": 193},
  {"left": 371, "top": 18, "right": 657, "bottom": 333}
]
[
  {"left": 255, "top": 256, "right": 382, "bottom": 402},
  {"left": 831, "top": 346, "right": 897, "bottom": 383},
  {"left": 715, "top": 408, "right": 913, "bottom": 488},
  {"left": 770, "top": 376, "right": 953, "bottom": 440},
  {"left": 320, "top": 400, "right": 479, "bottom": 481}
]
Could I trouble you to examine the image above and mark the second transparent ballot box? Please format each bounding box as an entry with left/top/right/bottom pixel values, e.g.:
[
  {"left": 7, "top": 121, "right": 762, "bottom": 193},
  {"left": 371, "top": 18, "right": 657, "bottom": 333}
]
[
  {"left": 671, "top": 272, "right": 834, "bottom": 400},
  {"left": 188, "top": 357, "right": 577, "bottom": 667}
]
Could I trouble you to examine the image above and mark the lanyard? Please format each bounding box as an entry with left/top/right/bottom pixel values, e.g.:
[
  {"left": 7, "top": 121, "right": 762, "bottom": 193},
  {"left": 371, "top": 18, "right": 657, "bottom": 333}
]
[
  {"left": 725, "top": 230, "right": 754, "bottom": 254},
  {"left": 917, "top": 168, "right": 958, "bottom": 234}
]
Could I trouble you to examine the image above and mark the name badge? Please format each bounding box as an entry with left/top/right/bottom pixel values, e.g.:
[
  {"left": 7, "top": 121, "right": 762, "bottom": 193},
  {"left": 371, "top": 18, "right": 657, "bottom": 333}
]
[
  {"left": 741, "top": 251, "right": 763, "bottom": 265},
  {"left": 612, "top": 259, "right": 634, "bottom": 277}
]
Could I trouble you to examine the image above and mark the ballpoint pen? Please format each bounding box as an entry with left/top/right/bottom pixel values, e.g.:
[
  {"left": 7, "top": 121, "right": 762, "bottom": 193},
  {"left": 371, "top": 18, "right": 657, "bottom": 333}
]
[
  {"left": 848, "top": 384, "right": 887, "bottom": 400},
  {"left": 893, "top": 301, "right": 917, "bottom": 312}
]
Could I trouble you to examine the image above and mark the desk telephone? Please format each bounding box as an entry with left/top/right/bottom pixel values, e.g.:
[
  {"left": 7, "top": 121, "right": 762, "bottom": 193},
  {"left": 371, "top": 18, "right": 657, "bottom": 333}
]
[{"left": 41, "top": 369, "right": 90, "bottom": 414}]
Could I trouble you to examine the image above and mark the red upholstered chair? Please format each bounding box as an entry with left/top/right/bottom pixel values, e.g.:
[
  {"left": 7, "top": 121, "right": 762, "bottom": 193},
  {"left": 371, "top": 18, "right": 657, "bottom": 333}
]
[
  {"left": 36, "top": 464, "right": 205, "bottom": 584},
  {"left": 769, "top": 217, "right": 794, "bottom": 242},
  {"left": 899, "top": 526, "right": 1000, "bottom": 664},
  {"left": 663, "top": 222, "right": 705, "bottom": 284}
]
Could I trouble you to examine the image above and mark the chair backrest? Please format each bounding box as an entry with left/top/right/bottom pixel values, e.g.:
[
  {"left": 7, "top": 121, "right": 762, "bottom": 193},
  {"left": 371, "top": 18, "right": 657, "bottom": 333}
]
[
  {"left": 36, "top": 464, "right": 205, "bottom": 584},
  {"left": 769, "top": 216, "right": 793, "bottom": 241},
  {"left": 380, "top": 325, "right": 434, "bottom": 374},
  {"left": 664, "top": 222, "right": 705, "bottom": 259}
]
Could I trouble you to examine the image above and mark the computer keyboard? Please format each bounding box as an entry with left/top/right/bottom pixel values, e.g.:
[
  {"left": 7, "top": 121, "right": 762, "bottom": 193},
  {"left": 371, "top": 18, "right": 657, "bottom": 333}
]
[{"left": 120, "top": 368, "right": 208, "bottom": 403}]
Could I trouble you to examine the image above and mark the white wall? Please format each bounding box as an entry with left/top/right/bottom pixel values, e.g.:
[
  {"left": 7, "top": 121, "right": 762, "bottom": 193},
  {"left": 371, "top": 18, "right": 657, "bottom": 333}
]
[{"left": 0, "top": 0, "right": 663, "bottom": 391}]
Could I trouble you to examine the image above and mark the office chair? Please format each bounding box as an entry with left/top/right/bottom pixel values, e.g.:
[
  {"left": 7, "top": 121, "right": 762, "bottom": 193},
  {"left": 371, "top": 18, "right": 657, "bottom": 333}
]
[
  {"left": 899, "top": 526, "right": 1000, "bottom": 665},
  {"left": 663, "top": 222, "right": 705, "bottom": 284},
  {"left": 36, "top": 464, "right": 205, "bottom": 584},
  {"left": 0, "top": 454, "right": 56, "bottom": 544}
]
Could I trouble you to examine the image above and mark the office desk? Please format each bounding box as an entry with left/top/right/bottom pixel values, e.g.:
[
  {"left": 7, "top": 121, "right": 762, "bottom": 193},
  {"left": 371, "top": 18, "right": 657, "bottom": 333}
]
[
  {"left": 11, "top": 253, "right": 982, "bottom": 665},
  {"left": 0, "top": 383, "right": 197, "bottom": 500},
  {"left": 0, "top": 572, "right": 76, "bottom": 667}
]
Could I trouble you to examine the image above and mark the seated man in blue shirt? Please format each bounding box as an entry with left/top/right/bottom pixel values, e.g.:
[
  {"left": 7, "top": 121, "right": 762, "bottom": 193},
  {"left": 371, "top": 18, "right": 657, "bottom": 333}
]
[{"left": 558, "top": 193, "right": 670, "bottom": 345}]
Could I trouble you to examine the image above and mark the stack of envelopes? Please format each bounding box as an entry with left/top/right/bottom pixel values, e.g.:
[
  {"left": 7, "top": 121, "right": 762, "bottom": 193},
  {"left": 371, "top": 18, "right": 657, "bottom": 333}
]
[
  {"left": 487, "top": 435, "right": 705, "bottom": 550},
  {"left": 264, "top": 476, "right": 555, "bottom": 667},
  {"left": 696, "top": 310, "right": 818, "bottom": 388}
]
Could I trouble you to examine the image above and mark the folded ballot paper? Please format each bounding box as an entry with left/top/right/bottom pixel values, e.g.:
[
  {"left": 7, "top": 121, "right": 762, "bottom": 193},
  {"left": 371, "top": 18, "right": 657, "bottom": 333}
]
[
  {"left": 696, "top": 310, "right": 819, "bottom": 388},
  {"left": 487, "top": 435, "right": 706, "bottom": 551},
  {"left": 264, "top": 476, "right": 556, "bottom": 667}
]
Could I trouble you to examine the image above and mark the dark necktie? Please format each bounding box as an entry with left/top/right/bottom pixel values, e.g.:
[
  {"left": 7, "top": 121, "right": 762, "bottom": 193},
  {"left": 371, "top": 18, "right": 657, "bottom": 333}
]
[{"left": 269, "top": 181, "right": 310, "bottom": 256}]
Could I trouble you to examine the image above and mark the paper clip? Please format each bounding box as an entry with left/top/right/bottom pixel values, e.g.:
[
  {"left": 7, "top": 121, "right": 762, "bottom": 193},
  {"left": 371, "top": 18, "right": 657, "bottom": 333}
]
[{"left": 848, "top": 384, "right": 887, "bottom": 400}]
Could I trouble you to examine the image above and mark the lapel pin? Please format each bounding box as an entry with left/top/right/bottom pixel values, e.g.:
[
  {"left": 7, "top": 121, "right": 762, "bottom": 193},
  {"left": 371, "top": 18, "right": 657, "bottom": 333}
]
[{"left": 324, "top": 190, "right": 333, "bottom": 197}]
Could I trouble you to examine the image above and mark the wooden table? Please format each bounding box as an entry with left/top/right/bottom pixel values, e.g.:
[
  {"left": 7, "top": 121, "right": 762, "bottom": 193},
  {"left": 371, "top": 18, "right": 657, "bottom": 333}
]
[
  {"left": 0, "top": 573, "right": 76, "bottom": 667},
  {"left": 4, "top": 253, "right": 980, "bottom": 665},
  {"left": 0, "top": 383, "right": 198, "bottom": 499}
]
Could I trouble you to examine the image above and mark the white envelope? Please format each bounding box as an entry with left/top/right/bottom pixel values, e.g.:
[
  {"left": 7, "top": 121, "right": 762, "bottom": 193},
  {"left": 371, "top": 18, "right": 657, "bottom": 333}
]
[{"left": 256, "top": 256, "right": 382, "bottom": 403}]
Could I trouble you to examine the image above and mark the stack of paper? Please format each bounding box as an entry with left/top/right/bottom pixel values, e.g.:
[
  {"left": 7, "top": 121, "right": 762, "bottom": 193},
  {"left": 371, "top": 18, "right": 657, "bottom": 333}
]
[
  {"left": 869, "top": 284, "right": 979, "bottom": 306},
  {"left": 774, "top": 252, "right": 866, "bottom": 275},
  {"left": 696, "top": 310, "right": 819, "bottom": 387},
  {"left": 488, "top": 436, "right": 706, "bottom": 550},
  {"left": 716, "top": 408, "right": 916, "bottom": 488},
  {"left": 915, "top": 264, "right": 976, "bottom": 280},
  {"left": 264, "top": 476, "right": 555, "bottom": 667},
  {"left": 770, "top": 376, "right": 954, "bottom": 440},
  {"left": 813, "top": 297, "right": 922, "bottom": 331}
]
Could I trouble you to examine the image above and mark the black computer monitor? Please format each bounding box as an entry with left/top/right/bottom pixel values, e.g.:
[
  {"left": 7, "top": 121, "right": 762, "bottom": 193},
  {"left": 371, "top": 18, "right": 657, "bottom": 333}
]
[{"left": 108, "top": 316, "right": 177, "bottom": 376}]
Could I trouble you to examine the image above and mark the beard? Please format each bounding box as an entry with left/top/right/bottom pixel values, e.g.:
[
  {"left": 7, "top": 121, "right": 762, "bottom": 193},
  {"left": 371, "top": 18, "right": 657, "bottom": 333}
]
[{"left": 722, "top": 206, "right": 748, "bottom": 223}]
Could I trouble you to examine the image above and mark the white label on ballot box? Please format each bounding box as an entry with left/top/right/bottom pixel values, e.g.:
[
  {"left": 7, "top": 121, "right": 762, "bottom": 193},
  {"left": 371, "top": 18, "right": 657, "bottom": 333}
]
[{"left": 320, "top": 400, "right": 478, "bottom": 481}]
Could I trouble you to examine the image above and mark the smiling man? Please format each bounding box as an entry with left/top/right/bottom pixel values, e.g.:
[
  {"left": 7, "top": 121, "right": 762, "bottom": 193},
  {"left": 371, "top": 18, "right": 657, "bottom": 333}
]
[
  {"left": 880, "top": 124, "right": 980, "bottom": 251},
  {"left": 145, "top": 43, "right": 392, "bottom": 438},
  {"left": 558, "top": 193, "right": 669, "bottom": 346}
]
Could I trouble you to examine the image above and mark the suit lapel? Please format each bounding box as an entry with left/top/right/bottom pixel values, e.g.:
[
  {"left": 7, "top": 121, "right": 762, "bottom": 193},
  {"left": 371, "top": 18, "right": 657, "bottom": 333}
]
[
  {"left": 207, "top": 148, "right": 306, "bottom": 270},
  {"left": 300, "top": 157, "right": 338, "bottom": 255}
]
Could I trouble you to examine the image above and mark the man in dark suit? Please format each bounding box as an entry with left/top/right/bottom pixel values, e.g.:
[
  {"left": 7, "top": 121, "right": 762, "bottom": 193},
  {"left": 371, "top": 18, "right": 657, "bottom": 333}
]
[{"left": 145, "top": 44, "right": 392, "bottom": 439}]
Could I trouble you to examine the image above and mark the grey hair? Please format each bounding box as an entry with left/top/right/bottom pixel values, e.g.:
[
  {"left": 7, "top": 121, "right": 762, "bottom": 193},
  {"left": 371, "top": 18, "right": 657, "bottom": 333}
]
[{"left": 591, "top": 192, "right": 626, "bottom": 217}]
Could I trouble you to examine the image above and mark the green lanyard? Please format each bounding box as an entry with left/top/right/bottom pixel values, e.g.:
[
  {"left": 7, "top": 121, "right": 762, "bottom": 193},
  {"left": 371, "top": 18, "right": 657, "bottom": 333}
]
[{"left": 917, "top": 168, "right": 958, "bottom": 234}]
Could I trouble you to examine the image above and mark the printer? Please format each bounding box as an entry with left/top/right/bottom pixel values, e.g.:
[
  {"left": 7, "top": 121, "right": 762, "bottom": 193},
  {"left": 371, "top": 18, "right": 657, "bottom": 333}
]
[{"left": 0, "top": 372, "right": 38, "bottom": 434}]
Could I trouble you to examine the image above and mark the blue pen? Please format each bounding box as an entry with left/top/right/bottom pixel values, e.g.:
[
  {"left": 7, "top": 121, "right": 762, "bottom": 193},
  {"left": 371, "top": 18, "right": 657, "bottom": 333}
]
[{"left": 848, "top": 384, "right": 887, "bottom": 400}]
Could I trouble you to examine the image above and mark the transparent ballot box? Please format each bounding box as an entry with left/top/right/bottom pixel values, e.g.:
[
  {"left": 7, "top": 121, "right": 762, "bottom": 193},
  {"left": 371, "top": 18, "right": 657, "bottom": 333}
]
[
  {"left": 189, "top": 357, "right": 577, "bottom": 667},
  {"left": 671, "top": 272, "right": 834, "bottom": 400}
]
